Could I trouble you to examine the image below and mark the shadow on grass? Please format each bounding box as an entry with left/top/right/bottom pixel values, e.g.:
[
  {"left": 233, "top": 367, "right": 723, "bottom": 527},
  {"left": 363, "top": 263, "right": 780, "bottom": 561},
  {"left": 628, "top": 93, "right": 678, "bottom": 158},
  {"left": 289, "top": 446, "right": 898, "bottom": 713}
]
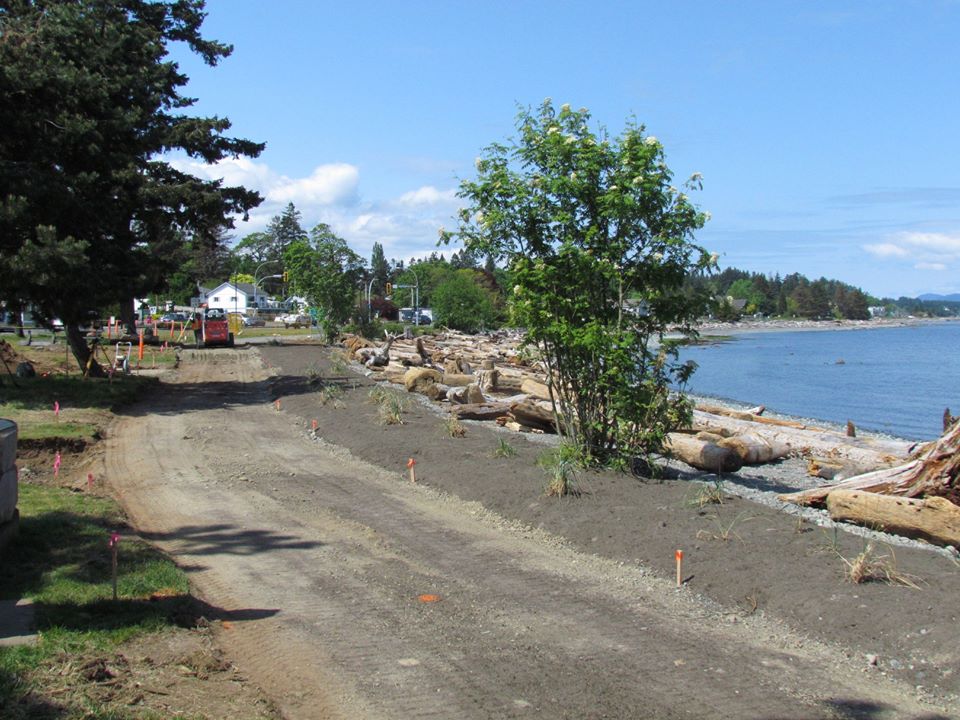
[
  {"left": 0, "top": 670, "right": 67, "bottom": 720},
  {"left": 36, "top": 594, "right": 279, "bottom": 634}
]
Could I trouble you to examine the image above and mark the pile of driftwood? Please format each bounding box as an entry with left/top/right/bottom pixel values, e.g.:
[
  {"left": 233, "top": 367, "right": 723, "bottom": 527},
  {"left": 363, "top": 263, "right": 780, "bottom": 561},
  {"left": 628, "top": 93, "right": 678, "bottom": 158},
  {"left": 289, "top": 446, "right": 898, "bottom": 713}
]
[
  {"left": 343, "top": 331, "right": 960, "bottom": 545},
  {"left": 778, "top": 421, "right": 960, "bottom": 547}
]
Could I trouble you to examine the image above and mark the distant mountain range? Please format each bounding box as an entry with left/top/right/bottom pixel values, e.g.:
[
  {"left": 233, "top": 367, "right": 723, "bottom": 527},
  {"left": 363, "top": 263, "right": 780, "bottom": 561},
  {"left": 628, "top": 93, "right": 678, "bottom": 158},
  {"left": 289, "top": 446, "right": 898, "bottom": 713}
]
[{"left": 917, "top": 293, "right": 960, "bottom": 302}]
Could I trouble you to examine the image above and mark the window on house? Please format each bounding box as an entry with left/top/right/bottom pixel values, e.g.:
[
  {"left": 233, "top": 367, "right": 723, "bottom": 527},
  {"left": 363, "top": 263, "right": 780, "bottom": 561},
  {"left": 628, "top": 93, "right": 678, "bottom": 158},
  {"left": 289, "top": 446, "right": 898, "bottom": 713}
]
[{"left": 212, "top": 296, "right": 219, "bottom": 302}]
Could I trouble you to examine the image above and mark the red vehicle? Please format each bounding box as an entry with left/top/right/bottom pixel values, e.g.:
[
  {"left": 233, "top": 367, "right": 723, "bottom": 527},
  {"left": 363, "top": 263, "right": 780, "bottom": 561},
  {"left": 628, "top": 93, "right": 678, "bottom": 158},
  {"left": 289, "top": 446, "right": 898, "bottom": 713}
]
[{"left": 192, "top": 307, "right": 234, "bottom": 348}]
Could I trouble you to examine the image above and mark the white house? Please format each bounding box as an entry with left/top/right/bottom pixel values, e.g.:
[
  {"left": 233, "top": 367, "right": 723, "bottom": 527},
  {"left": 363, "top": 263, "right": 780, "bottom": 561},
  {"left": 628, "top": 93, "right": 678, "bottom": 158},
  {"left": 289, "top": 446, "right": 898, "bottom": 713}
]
[{"left": 196, "top": 282, "right": 278, "bottom": 314}]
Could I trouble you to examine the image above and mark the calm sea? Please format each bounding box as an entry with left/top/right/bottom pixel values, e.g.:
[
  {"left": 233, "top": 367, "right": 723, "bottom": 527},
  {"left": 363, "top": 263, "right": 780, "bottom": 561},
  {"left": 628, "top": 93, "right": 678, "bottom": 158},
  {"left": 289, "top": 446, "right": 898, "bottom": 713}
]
[{"left": 678, "top": 321, "right": 960, "bottom": 441}]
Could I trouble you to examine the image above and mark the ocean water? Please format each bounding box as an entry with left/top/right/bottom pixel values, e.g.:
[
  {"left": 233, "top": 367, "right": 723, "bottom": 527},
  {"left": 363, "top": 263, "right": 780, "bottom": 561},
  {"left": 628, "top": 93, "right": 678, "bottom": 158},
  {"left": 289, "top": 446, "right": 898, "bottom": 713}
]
[{"left": 678, "top": 322, "right": 960, "bottom": 441}]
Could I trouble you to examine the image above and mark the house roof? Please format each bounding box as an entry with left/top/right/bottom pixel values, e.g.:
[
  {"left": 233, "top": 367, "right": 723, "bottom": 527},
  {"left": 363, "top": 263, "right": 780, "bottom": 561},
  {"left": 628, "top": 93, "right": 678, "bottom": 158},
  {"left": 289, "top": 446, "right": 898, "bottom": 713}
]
[{"left": 202, "top": 281, "right": 257, "bottom": 298}]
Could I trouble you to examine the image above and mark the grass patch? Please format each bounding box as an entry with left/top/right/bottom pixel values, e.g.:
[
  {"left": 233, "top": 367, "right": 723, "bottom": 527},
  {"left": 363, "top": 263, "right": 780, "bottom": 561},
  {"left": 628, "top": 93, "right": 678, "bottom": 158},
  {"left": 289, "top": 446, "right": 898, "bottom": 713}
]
[
  {"left": 493, "top": 438, "right": 517, "bottom": 458},
  {"left": 369, "top": 386, "right": 407, "bottom": 425},
  {"left": 15, "top": 421, "right": 99, "bottom": 442},
  {"left": 537, "top": 443, "right": 582, "bottom": 498},
  {"left": 0, "top": 483, "right": 192, "bottom": 718},
  {"left": 838, "top": 542, "right": 922, "bottom": 589},
  {"left": 690, "top": 477, "right": 726, "bottom": 509},
  {"left": 696, "top": 510, "right": 753, "bottom": 543},
  {"left": 442, "top": 417, "right": 467, "bottom": 438},
  {"left": 236, "top": 327, "right": 317, "bottom": 339},
  {"left": 0, "top": 374, "right": 155, "bottom": 413}
]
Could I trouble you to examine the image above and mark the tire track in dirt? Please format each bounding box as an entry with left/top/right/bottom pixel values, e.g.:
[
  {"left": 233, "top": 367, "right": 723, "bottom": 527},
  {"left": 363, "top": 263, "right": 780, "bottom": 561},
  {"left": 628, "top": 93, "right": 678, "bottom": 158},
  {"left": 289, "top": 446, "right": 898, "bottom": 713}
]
[{"left": 106, "top": 348, "right": 949, "bottom": 719}]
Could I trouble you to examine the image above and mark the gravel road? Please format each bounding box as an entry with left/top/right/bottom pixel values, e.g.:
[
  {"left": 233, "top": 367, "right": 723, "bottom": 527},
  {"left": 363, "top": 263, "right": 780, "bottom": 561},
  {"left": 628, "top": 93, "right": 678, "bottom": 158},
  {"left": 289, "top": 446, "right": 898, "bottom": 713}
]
[{"left": 105, "top": 348, "right": 951, "bottom": 719}]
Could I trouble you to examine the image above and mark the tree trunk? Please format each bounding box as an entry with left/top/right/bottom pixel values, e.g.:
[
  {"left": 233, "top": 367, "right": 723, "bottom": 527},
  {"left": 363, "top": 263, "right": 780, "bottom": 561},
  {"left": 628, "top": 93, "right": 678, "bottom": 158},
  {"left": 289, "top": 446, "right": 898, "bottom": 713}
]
[
  {"left": 118, "top": 296, "right": 138, "bottom": 336},
  {"left": 66, "top": 323, "right": 105, "bottom": 377},
  {"left": 826, "top": 489, "right": 960, "bottom": 548}
]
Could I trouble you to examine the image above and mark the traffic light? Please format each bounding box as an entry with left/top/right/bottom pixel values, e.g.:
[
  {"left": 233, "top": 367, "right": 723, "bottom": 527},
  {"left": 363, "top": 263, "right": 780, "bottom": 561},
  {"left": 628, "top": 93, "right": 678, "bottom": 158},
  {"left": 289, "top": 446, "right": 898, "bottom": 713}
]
[
  {"left": 282, "top": 271, "right": 288, "bottom": 282},
  {"left": 385, "top": 282, "right": 392, "bottom": 296}
]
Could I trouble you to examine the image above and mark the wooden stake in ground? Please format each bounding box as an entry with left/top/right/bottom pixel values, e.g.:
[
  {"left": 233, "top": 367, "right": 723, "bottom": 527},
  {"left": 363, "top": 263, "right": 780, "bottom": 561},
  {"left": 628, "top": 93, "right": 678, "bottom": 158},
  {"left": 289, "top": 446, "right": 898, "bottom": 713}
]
[
  {"left": 108, "top": 532, "right": 120, "bottom": 600},
  {"left": 675, "top": 550, "right": 684, "bottom": 587},
  {"left": 407, "top": 457, "right": 417, "bottom": 483}
]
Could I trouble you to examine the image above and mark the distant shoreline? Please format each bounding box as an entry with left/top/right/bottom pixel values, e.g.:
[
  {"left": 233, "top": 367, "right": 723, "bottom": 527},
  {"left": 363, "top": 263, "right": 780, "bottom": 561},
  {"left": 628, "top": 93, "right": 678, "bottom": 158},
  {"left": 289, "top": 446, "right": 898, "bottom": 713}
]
[{"left": 694, "top": 315, "right": 959, "bottom": 337}]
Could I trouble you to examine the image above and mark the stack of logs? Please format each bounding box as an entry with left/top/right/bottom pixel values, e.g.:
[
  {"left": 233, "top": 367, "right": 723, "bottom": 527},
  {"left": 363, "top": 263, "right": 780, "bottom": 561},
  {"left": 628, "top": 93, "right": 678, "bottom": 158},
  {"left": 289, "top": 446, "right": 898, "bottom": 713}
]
[{"left": 344, "top": 331, "right": 959, "bottom": 546}]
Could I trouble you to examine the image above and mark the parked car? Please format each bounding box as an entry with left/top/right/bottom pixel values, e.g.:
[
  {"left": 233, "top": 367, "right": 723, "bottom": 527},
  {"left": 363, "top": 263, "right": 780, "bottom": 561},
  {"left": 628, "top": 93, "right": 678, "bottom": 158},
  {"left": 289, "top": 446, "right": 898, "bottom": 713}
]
[
  {"left": 158, "top": 311, "right": 188, "bottom": 326},
  {"left": 241, "top": 315, "right": 265, "bottom": 327},
  {"left": 278, "top": 313, "right": 312, "bottom": 328}
]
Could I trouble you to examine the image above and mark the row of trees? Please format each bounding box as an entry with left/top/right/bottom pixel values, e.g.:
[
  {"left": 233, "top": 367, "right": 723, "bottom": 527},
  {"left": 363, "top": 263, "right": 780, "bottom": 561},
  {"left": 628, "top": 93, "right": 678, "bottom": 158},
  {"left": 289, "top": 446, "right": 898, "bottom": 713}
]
[{"left": 691, "top": 268, "right": 873, "bottom": 320}]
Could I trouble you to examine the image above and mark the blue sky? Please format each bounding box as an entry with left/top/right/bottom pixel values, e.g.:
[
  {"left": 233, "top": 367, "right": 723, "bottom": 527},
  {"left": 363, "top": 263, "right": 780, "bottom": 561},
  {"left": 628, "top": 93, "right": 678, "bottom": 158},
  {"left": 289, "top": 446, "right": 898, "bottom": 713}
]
[{"left": 169, "top": 0, "right": 960, "bottom": 299}]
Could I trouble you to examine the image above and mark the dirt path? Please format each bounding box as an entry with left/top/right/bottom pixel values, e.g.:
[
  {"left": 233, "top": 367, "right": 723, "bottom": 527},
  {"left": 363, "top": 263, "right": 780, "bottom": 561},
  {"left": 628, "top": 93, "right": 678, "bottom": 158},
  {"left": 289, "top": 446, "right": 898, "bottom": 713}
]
[{"left": 106, "top": 348, "right": 949, "bottom": 719}]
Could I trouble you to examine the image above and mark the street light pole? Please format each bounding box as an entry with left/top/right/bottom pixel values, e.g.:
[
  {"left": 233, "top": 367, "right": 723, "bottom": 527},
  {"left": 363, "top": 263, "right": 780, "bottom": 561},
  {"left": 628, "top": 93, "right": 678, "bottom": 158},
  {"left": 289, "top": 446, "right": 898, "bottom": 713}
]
[
  {"left": 254, "top": 260, "right": 282, "bottom": 310},
  {"left": 365, "top": 277, "right": 376, "bottom": 323},
  {"left": 408, "top": 267, "right": 420, "bottom": 326}
]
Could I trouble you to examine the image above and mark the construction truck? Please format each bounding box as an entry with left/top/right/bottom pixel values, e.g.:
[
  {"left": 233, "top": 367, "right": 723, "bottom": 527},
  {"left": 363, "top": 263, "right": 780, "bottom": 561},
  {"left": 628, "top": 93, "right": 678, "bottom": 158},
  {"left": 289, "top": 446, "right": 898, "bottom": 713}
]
[{"left": 191, "top": 307, "right": 235, "bottom": 348}]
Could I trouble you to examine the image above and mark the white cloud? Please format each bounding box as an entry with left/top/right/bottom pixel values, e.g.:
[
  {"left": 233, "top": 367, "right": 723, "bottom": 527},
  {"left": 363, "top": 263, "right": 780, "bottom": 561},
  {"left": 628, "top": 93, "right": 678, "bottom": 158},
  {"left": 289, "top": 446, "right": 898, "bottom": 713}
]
[
  {"left": 397, "top": 186, "right": 458, "bottom": 207},
  {"left": 863, "top": 242, "right": 909, "bottom": 258},
  {"left": 168, "top": 154, "right": 463, "bottom": 262},
  {"left": 898, "top": 232, "right": 960, "bottom": 254},
  {"left": 266, "top": 163, "right": 359, "bottom": 206},
  {"left": 863, "top": 231, "right": 960, "bottom": 274}
]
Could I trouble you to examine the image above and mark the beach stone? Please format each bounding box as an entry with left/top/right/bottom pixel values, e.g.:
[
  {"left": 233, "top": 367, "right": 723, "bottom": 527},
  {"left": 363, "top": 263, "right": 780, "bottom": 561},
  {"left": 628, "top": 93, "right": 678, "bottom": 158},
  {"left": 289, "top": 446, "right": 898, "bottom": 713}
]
[
  {"left": 15, "top": 362, "right": 34, "bottom": 378},
  {"left": 403, "top": 367, "right": 441, "bottom": 393}
]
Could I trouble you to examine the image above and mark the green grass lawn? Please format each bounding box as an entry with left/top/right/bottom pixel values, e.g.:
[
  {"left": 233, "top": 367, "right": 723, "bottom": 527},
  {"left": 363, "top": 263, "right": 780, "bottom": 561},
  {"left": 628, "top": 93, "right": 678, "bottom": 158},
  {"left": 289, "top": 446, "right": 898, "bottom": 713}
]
[{"left": 0, "top": 484, "right": 191, "bottom": 719}]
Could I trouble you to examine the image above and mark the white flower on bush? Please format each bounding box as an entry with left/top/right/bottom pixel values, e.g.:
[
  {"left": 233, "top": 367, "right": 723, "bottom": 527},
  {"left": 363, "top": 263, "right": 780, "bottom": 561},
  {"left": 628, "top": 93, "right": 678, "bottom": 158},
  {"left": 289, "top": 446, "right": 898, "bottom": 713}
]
[{"left": 644, "top": 136, "right": 658, "bottom": 146}]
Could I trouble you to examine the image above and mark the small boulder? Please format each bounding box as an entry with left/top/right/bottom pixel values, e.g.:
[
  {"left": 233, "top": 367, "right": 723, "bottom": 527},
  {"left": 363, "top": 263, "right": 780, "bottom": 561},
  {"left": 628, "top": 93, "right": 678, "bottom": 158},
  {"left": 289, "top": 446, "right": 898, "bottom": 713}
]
[{"left": 15, "top": 361, "right": 35, "bottom": 378}]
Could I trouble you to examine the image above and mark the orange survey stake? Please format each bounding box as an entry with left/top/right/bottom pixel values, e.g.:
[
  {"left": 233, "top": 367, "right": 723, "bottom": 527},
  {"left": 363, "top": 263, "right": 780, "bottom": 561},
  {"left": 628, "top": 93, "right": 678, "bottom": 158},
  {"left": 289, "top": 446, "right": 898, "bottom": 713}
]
[{"left": 675, "top": 549, "right": 684, "bottom": 587}]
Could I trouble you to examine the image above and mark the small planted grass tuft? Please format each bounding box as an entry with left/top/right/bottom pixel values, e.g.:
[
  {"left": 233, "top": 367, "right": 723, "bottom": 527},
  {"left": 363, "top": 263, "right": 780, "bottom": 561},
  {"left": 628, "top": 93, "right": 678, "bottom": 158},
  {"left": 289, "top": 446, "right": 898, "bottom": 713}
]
[
  {"left": 493, "top": 437, "right": 517, "bottom": 458},
  {"left": 369, "top": 386, "right": 406, "bottom": 425},
  {"left": 442, "top": 417, "right": 467, "bottom": 438},
  {"left": 537, "top": 443, "right": 582, "bottom": 498},
  {"left": 839, "top": 542, "right": 922, "bottom": 589}
]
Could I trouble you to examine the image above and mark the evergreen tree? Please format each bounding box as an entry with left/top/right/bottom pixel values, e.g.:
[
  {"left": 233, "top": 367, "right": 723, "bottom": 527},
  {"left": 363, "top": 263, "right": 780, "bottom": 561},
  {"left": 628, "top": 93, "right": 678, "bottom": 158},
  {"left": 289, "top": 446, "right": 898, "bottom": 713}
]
[
  {"left": 370, "top": 242, "right": 390, "bottom": 294},
  {"left": 0, "top": 0, "right": 263, "bottom": 371}
]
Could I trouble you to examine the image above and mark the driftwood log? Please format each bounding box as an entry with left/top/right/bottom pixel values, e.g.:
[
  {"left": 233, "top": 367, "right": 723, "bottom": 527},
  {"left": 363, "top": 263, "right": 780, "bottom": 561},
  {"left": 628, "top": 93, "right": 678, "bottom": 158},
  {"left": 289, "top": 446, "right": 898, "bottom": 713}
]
[
  {"left": 449, "top": 403, "right": 512, "bottom": 421},
  {"left": 509, "top": 400, "right": 556, "bottom": 433},
  {"left": 780, "top": 421, "right": 960, "bottom": 507},
  {"left": 826, "top": 489, "right": 960, "bottom": 548},
  {"left": 357, "top": 332, "right": 400, "bottom": 368},
  {"left": 717, "top": 433, "right": 792, "bottom": 465},
  {"left": 666, "top": 433, "right": 743, "bottom": 473},
  {"left": 692, "top": 409, "right": 913, "bottom": 472}
]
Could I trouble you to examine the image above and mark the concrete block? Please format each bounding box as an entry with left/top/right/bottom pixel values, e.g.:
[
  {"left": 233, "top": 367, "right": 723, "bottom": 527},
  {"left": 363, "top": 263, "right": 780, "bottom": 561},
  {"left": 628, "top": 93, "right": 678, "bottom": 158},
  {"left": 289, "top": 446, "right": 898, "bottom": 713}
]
[
  {"left": 0, "top": 467, "right": 17, "bottom": 525},
  {"left": 0, "top": 419, "right": 16, "bottom": 473}
]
